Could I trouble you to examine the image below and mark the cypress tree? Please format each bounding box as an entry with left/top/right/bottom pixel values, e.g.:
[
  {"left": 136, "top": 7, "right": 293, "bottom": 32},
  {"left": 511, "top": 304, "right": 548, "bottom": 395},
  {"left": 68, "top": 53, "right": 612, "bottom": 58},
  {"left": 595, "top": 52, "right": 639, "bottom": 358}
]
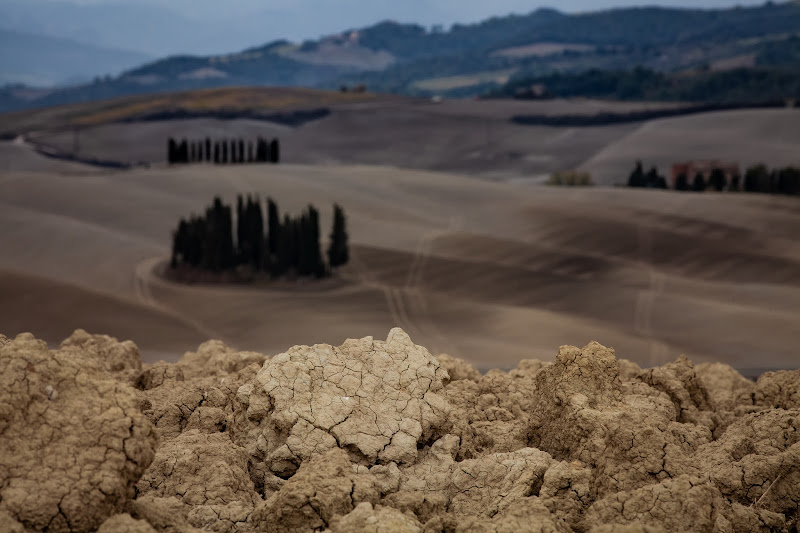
[
  {"left": 628, "top": 161, "right": 645, "bottom": 187},
  {"left": 238, "top": 139, "right": 245, "bottom": 164},
  {"left": 248, "top": 142, "right": 254, "bottom": 163},
  {"left": 308, "top": 205, "right": 327, "bottom": 278},
  {"left": 214, "top": 142, "right": 220, "bottom": 164},
  {"left": 236, "top": 195, "right": 246, "bottom": 264},
  {"left": 249, "top": 195, "right": 264, "bottom": 270},
  {"left": 222, "top": 202, "right": 235, "bottom": 269},
  {"left": 168, "top": 138, "right": 177, "bottom": 164},
  {"left": 675, "top": 173, "right": 689, "bottom": 191},
  {"left": 171, "top": 218, "right": 188, "bottom": 268},
  {"left": 709, "top": 168, "right": 726, "bottom": 191},
  {"left": 202, "top": 197, "right": 235, "bottom": 272},
  {"left": 267, "top": 198, "right": 280, "bottom": 259},
  {"left": 205, "top": 138, "right": 212, "bottom": 162},
  {"left": 297, "top": 212, "right": 311, "bottom": 276},
  {"left": 256, "top": 137, "right": 264, "bottom": 162},
  {"left": 178, "top": 139, "right": 188, "bottom": 164},
  {"left": 645, "top": 167, "right": 658, "bottom": 188},
  {"left": 222, "top": 141, "right": 228, "bottom": 164},
  {"left": 327, "top": 204, "right": 349, "bottom": 269},
  {"left": 289, "top": 217, "right": 300, "bottom": 274},
  {"left": 274, "top": 214, "right": 294, "bottom": 277},
  {"left": 692, "top": 172, "right": 706, "bottom": 192},
  {"left": 744, "top": 164, "right": 768, "bottom": 192},
  {"left": 270, "top": 139, "right": 280, "bottom": 164}
]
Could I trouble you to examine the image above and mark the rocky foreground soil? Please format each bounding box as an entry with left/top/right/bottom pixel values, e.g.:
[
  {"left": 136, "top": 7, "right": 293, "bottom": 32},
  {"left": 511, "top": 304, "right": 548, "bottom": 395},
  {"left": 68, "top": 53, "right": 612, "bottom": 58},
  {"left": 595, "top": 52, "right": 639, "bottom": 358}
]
[{"left": 0, "top": 329, "right": 798, "bottom": 533}]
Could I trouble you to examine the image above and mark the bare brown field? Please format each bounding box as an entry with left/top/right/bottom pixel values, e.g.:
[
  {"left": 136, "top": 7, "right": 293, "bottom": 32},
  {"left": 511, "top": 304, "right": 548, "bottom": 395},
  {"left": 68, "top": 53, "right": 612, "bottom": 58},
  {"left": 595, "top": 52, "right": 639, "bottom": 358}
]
[
  {"left": 1, "top": 158, "right": 798, "bottom": 375},
  {"left": 24, "top": 98, "right": 793, "bottom": 186},
  {"left": 26, "top": 99, "right": 649, "bottom": 180},
  {"left": 581, "top": 108, "right": 800, "bottom": 185}
]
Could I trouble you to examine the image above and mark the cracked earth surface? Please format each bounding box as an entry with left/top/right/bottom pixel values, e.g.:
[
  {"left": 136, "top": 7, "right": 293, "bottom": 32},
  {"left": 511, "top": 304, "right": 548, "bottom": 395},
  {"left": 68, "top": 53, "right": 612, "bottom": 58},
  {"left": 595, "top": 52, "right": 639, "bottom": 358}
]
[{"left": 1, "top": 328, "right": 798, "bottom": 532}]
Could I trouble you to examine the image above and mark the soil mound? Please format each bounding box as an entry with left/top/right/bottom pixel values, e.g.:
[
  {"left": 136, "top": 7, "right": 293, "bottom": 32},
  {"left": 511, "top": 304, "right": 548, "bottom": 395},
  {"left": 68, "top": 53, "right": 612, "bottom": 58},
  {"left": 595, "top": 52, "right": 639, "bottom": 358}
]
[{"left": 1, "top": 329, "right": 797, "bottom": 532}]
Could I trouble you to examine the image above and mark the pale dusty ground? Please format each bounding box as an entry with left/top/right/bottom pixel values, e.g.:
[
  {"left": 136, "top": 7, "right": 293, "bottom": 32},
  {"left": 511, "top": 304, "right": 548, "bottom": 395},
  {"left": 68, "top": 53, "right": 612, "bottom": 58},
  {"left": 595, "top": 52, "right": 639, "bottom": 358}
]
[
  {"left": 27, "top": 103, "right": 800, "bottom": 187},
  {"left": 581, "top": 108, "right": 800, "bottom": 185},
  {"left": 1, "top": 136, "right": 799, "bottom": 374}
]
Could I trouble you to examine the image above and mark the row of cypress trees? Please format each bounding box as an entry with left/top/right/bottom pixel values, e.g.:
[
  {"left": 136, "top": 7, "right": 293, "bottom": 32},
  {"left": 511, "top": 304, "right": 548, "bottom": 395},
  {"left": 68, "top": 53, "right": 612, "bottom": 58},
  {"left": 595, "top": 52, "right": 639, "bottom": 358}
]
[
  {"left": 742, "top": 165, "right": 800, "bottom": 195},
  {"left": 628, "top": 161, "right": 800, "bottom": 194},
  {"left": 168, "top": 137, "right": 279, "bottom": 165},
  {"left": 170, "top": 195, "right": 349, "bottom": 279},
  {"left": 673, "top": 169, "right": 734, "bottom": 192},
  {"left": 627, "top": 161, "right": 668, "bottom": 189}
]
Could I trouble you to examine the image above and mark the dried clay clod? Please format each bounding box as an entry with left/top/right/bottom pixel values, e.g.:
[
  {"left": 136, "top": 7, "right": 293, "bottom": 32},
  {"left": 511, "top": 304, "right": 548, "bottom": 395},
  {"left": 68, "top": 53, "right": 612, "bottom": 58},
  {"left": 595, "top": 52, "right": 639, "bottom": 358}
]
[{"left": 1, "top": 328, "right": 798, "bottom": 533}]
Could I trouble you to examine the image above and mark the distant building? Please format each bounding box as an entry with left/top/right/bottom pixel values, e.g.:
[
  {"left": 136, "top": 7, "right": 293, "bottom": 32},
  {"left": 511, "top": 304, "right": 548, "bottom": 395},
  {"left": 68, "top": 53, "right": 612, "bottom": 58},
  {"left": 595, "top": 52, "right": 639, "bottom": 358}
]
[
  {"left": 671, "top": 160, "right": 740, "bottom": 190},
  {"left": 514, "top": 84, "right": 551, "bottom": 99}
]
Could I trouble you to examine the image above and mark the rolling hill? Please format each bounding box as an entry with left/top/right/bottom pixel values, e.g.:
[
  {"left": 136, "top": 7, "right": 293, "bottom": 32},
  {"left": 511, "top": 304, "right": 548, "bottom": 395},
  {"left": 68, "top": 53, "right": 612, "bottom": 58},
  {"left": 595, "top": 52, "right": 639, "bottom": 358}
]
[{"left": 3, "top": 2, "right": 800, "bottom": 113}]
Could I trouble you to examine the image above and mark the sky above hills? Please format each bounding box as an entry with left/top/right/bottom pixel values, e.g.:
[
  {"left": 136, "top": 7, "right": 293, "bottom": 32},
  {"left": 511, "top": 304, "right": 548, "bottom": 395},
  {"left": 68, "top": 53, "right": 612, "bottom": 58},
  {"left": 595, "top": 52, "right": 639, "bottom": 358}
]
[{"left": 1, "top": 0, "right": 774, "bottom": 56}]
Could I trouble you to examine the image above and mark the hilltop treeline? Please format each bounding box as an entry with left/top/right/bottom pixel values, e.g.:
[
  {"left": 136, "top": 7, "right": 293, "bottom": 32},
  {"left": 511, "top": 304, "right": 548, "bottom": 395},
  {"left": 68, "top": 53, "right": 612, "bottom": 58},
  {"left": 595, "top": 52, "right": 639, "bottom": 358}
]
[
  {"left": 493, "top": 66, "right": 800, "bottom": 105},
  {"left": 170, "top": 195, "right": 349, "bottom": 280},
  {"left": 168, "top": 137, "right": 279, "bottom": 165},
  {"left": 626, "top": 161, "right": 800, "bottom": 196}
]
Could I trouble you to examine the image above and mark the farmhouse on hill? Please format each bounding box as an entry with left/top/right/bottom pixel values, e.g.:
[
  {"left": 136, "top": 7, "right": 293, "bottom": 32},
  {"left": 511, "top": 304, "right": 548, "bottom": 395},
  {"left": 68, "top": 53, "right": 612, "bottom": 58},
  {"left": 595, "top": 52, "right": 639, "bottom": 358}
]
[{"left": 671, "top": 160, "right": 740, "bottom": 190}]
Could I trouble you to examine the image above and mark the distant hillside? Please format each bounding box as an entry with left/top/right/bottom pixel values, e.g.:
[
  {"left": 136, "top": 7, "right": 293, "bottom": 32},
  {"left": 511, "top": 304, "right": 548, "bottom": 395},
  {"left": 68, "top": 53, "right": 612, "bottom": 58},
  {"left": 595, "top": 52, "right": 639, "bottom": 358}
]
[
  {"left": 489, "top": 64, "right": 800, "bottom": 105},
  {"left": 0, "top": 30, "right": 152, "bottom": 86},
  {"left": 3, "top": 2, "right": 800, "bottom": 113},
  {"left": 0, "top": 86, "right": 383, "bottom": 139}
]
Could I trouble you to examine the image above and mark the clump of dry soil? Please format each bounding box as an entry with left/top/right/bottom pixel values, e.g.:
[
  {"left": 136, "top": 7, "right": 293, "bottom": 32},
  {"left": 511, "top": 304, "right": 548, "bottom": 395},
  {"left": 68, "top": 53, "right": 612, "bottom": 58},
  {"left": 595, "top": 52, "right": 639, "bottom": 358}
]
[{"left": 1, "top": 328, "right": 798, "bottom": 532}]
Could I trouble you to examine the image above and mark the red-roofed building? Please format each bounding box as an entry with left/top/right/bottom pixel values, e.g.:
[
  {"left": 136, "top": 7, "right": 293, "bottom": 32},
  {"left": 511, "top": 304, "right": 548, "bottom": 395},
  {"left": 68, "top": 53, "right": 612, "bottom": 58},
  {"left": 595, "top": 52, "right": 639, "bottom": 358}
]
[{"left": 671, "top": 160, "right": 740, "bottom": 190}]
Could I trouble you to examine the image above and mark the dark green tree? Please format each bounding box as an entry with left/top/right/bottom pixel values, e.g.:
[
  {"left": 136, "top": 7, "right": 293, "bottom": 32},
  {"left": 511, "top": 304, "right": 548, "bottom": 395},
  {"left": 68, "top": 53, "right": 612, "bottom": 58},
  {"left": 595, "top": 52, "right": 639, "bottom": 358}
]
[
  {"left": 205, "top": 138, "right": 212, "bottom": 162},
  {"left": 744, "top": 164, "right": 768, "bottom": 192},
  {"left": 256, "top": 137, "right": 267, "bottom": 162},
  {"left": 267, "top": 197, "right": 280, "bottom": 259},
  {"left": 270, "top": 138, "right": 280, "bottom": 164},
  {"left": 709, "top": 168, "right": 726, "bottom": 191},
  {"left": 249, "top": 196, "right": 264, "bottom": 270},
  {"left": 692, "top": 172, "right": 706, "bottom": 192},
  {"left": 306, "top": 205, "right": 326, "bottom": 278},
  {"left": 168, "top": 138, "right": 177, "bottom": 164},
  {"left": 236, "top": 195, "right": 246, "bottom": 263},
  {"left": 178, "top": 139, "right": 189, "bottom": 163},
  {"left": 214, "top": 142, "right": 220, "bottom": 164},
  {"left": 248, "top": 142, "right": 254, "bottom": 163},
  {"left": 327, "top": 204, "right": 349, "bottom": 269},
  {"left": 675, "top": 172, "right": 689, "bottom": 191},
  {"left": 628, "top": 161, "right": 645, "bottom": 187},
  {"left": 171, "top": 218, "right": 188, "bottom": 267},
  {"left": 777, "top": 166, "right": 800, "bottom": 196},
  {"left": 202, "top": 197, "right": 235, "bottom": 272}
]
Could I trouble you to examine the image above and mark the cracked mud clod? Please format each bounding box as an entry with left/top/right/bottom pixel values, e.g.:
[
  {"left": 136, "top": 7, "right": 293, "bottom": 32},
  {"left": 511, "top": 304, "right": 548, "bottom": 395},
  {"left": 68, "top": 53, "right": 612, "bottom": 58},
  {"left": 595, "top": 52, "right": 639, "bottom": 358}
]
[{"left": 1, "top": 329, "right": 798, "bottom": 533}]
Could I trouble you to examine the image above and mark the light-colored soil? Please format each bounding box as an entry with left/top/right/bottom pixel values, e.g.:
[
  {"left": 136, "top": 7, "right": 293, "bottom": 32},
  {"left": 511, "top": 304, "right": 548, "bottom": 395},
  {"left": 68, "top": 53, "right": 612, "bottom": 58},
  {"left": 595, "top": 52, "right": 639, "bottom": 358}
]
[
  {"left": 27, "top": 101, "right": 796, "bottom": 186},
  {"left": 28, "top": 100, "right": 646, "bottom": 180},
  {"left": 1, "top": 159, "right": 798, "bottom": 375},
  {"left": 581, "top": 108, "right": 800, "bottom": 185},
  {"left": 3, "top": 329, "right": 799, "bottom": 532}
]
